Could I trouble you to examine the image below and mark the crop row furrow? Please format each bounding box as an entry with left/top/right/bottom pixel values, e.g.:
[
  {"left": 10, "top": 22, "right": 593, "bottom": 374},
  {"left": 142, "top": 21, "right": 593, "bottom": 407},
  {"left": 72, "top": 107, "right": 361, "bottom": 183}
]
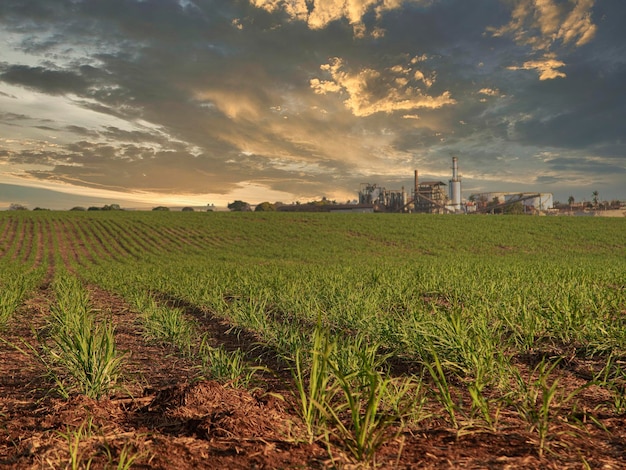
[
  {"left": 2, "top": 211, "right": 626, "bottom": 467},
  {"left": 81, "top": 219, "right": 122, "bottom": 262},
  {"left": 92, "top": 219, "right": 139, "bottom": 259},
  {"left": 106, "top": 219, "right": 158, "bottom": 257},
  {"left": 32, "top": 216, "right": 46, "bottom": 268},
  {"left": 65, "top": 218, "right": 100, "bottom": 266},
  {"left": 137, "top": 222, "right": 204, "bottom": 252},
  {"left": 69, "top": 218, "right": 108, "bottom": 263},
  {"left": 0, "top": 216, "right": 18, "bottom": 258},
  {"left": 51, "top": 220, "right": 85, "bottom": 270},
  {"left": 132, "top": 219, "right": 179, "bottom": 252},
  {"left": 3, "top": 216, "right": 24, "bottom": 261},
  {"left": 17, "top": 216, "right": 35, "bottom": 265}
]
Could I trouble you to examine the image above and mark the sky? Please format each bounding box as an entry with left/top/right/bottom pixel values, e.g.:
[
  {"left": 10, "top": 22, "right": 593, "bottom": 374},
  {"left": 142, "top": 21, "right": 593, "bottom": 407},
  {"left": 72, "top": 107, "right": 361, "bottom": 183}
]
[{"left": 1, "top": 0, "right": 625, "bottom": 210}]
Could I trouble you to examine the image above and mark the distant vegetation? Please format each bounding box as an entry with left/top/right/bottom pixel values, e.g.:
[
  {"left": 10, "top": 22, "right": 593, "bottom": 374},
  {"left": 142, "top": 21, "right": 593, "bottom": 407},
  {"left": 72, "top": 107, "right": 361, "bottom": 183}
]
[
  {"left": 254, "top": 201, "right": 275, "bottom": 211},
  {"left": 227, "top": 200, "right": 251, "bottom": 211},
  {"left": 88, "top": 204, "right": 123, "bottom": 211}
]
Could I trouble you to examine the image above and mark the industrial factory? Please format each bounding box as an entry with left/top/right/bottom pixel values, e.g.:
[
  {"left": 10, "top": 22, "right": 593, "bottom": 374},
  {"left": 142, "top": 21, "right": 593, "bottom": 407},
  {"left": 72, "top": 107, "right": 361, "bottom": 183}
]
[
  {"left": 357, "top": 157, "right": 553, "bottom": 214},
  {"left": 277, "top": 156, "right": 553, "bottom": 214}
]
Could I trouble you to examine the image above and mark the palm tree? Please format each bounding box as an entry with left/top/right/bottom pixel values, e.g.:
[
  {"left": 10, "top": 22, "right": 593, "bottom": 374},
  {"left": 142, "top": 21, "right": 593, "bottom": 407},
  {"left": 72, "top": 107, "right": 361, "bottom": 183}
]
[{"left": 592, "top": 190, "right": 599, "bottom": 210}]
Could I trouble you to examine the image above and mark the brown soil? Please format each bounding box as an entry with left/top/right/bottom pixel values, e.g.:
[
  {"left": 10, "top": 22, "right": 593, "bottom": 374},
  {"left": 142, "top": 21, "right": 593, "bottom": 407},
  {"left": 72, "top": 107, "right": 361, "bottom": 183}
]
[{"left": 1, "top": 216, "right": 625, "bottom": 469}]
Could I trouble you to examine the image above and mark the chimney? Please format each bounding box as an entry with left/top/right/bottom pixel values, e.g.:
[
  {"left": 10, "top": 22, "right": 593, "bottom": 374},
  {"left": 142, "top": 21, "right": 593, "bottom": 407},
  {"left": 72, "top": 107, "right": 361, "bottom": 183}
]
[{"left": 452, "top": 157, "right": 459, "bottom": 181}]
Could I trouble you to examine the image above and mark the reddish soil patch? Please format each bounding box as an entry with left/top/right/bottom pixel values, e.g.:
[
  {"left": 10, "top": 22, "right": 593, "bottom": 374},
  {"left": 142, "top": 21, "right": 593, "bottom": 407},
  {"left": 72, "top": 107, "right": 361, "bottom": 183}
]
[
  {"left": 3, "top": 283, "right": 626, "bottom": 469},
  {"left": 0, "top": 284, "right": 327, "bottom": 469}
]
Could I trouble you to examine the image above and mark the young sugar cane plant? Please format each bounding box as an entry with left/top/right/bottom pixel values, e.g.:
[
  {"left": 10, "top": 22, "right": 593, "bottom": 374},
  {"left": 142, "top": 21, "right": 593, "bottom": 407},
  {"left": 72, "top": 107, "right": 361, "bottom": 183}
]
[
  {"left": 512, "top": 358, "right": 563, "bottom": 458},
  {"left": 0, "top": 276, "right": 27, "bottom": 329},
  {"left": 292, "top": 326, "right": 335, "bottom": 443},
  {"left": 39, "top": 274, "right": 125, "bottom": 399},
  {"left": 0, "top": 269, "right": 41, "bottom": 330},
  {"left": 423, "top": 348, "right": 459, "bottom": 430},
  {"left": 292, "top": 325, "right": 419, "bottom": 463},
  {"left": 57, "top": 418, "right": 96, "bottom": 470},
  {"left": 139, "top": 297, "right": 196, "bottom": 356},
  {"left": 321, "top": 345, "right": 419, "bottom": 464},
  {"left": 197, "top": 336, "right": 264, "bottom": 388},
  {"left": 594, "top": 353, "right": 626, "bottom": 414}
]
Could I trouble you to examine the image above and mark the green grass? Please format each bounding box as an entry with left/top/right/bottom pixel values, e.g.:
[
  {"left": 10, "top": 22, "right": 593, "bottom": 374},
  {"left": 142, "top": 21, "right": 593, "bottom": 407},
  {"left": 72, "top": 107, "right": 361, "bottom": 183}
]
[
  {"left": 43, "top": 273, "right": 125, "bottom": 399},
  {"left": 2, "top": 210, "right": 625, "bottom": 463}
]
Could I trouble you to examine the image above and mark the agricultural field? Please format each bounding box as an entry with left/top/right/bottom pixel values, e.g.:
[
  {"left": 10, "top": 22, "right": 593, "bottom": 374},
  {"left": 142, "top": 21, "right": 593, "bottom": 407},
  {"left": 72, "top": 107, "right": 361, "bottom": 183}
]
[{"left": 1, "top": 210, "right": 625, "bottom": 469}]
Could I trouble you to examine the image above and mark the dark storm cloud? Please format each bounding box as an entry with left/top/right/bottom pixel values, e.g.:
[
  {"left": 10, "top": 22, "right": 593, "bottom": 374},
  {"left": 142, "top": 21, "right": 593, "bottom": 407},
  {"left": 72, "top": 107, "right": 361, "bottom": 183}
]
[
  {"left": 543, "top": 156, "right": 626, "bottom": 176},
  {"left": 499, "top": 23, "right": 626, "bottom": 150}
]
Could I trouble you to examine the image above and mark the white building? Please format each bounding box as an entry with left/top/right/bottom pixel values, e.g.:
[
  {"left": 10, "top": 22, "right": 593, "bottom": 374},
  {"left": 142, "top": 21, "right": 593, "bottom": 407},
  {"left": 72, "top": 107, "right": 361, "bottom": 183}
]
[{"left": 470, "top": 192, "right": 553, "bottom": 212}]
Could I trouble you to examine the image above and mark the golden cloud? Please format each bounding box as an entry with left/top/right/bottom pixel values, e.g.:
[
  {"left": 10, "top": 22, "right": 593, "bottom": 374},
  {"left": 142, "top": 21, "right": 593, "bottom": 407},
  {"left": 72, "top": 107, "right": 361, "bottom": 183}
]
[
  {"left": 489, "top": 0, "right": 597, "bottom": 51},
  {"left": 507, "top": 56, "right": 566, "bottom": 80},
  {"left": 310, "top": 57, "right": 455, "bottom": 117},
  {"left": 251, "top": 0, "right": 430, "bottom": 36}
]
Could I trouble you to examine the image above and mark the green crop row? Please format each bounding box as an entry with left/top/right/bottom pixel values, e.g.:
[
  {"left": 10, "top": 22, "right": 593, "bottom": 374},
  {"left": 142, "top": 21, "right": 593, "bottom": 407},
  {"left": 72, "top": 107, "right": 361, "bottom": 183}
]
[
  {"left": 2, "top": 210, "right": 626, "bottom": 463},
  {"left": 0, "top": 264, "right": 43, "bottom": 329}
]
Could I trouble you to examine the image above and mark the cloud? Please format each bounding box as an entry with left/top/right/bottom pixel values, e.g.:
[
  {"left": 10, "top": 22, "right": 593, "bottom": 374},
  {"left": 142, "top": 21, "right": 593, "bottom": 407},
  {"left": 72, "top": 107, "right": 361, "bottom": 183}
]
[
  {"left": 0, "top": 0, "right": 624, "bottom": 206},
  {"left": 507, "top": 55, "right": 566, "bottom": 80},
  {"left": 251, "top": 0, "right": 431, "bottom": 36},
  {"left": 0, "top": 65, "right": 89, "bottom": 95},
  {"left": 488, "top": 0, "right": 597, "bottom": 80},
  {"left": 489, "top": 0, "right": 597, "bottom": 51},
  {"left": 478, "top": 87, "right": 501, "bottom": 97},
  {"left": 310, "top": 57, "right": 456, "bottom": 117}
]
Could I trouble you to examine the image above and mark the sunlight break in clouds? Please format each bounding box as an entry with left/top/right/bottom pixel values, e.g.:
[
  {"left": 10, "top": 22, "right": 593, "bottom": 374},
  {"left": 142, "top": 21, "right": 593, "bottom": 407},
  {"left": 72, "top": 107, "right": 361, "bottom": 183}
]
[
  {"left": 489, "top": 0, "right": 597, "bottom": 79},
  {"left": 478, "top": 87, "right": 501, "bottom": 97},
  {"left": 251, "top": 0, "right": 429, "bottom": 36},
  {"left": 310, "top": 57, "right": 455, "bottom": 117},
  {"left": 490, "top": 0, "right": 596, "bottom": 51}
]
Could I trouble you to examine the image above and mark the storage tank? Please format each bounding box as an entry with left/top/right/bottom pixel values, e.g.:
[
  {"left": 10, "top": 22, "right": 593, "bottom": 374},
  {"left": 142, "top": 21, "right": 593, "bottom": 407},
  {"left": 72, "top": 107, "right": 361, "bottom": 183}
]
[{"left": 449, "top": 157, "right": 461, "bottom": 210}]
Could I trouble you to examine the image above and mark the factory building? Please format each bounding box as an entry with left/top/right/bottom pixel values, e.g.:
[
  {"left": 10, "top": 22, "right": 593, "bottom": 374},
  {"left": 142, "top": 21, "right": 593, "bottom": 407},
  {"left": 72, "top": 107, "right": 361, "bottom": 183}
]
[
  {"left": 358, "top": 157, "right": 461, "bottom": 214},
  {"left": 358, "top": 183, "right": 407, "bottom": 212},
  {"left": 471, "top": 192, "right": 554, "bottom": 213},
  {"left": 355, "top": 157, "right": 553, "bottom": 215},
  {"left": 412, "top": 172, "right": 450, "bottom": 214}
]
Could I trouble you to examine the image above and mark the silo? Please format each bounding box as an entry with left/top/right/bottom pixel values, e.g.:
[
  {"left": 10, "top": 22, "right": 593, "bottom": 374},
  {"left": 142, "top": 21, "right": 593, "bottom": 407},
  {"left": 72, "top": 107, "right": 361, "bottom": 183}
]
[{"left": 449, "top": 157, "right": 461, "bottom": 210}]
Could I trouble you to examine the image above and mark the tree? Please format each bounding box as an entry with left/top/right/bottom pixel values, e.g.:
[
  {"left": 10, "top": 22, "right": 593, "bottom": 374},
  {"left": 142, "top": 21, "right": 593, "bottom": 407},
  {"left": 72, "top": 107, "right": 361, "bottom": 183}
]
[
  {"left": 567, "top": 195, "right": 575, "bottom": 209},
  {"left": 152, "top": 206, "right": 170, "bottom": 211},
  {"left": 227, "top": 200, "right": 251, "bottom": 212},
  {"left": 9, "top": 203, "right": 28, "bottom": 211},
  {"left": 181, "top": 207, "right": 194, "bottom": 212},
  {"left": 70, "top": 206, "right": 86, "bottom": 211},
  {"left": 592, "top": 190, "right": 599, "bottom": 209},
  {"left": 254, "top": 201, "right": 275, "bottom": 212}
]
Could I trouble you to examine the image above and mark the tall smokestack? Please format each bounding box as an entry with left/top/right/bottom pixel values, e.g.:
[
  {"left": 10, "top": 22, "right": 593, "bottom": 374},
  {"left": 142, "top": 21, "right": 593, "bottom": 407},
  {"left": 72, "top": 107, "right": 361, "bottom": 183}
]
[
  {"left": 414, "top": 170, "right": 419, "bottom": 194},
  {"left": 449, "top": 157, "right": 461, "bottom": 211}
]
